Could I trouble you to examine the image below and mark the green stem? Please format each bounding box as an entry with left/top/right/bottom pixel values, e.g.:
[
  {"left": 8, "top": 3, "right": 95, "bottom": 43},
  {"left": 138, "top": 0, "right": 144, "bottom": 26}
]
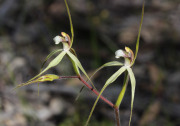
[
  {"left": 132, "top": 1, "right": 145, "bottom": 65},
  {"left": 64, "top": 0, "right": 74, "bottom": 44}
]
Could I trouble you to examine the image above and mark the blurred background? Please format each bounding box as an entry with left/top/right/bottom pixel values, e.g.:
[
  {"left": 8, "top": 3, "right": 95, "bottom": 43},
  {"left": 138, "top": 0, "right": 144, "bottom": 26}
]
[{"left": 0, "top": 0, "right": 180, "bottom": 126}]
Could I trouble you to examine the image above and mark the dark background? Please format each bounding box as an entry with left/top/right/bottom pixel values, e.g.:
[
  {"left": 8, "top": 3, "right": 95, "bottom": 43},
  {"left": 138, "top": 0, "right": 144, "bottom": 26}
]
[{"left": 0, "top": 0, "right": 180, "bottom": 126}]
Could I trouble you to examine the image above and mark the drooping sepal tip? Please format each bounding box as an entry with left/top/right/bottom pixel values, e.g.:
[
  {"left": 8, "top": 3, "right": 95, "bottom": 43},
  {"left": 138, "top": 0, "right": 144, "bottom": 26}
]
[{"left": 14, "top": 74, "right": 60, "bottom": 90}]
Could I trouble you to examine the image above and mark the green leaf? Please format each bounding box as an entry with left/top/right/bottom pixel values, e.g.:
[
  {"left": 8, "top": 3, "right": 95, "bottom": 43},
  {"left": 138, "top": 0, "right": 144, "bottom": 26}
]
[
  {"left": 14, "top": 74, "right": 59, "bottom": 89},
  {"left": 67, "top": 51, "right": 97, "bottom": 90},
  {"left": 64, "top": 0, "right": 74, "bottom": 45},
  {"left": 115, "top": 71, "right": 129, "bottom": 107},
  {"left": 85, "top": 66, "right": 126, "bottom": 126},
  {"left": 132, "top": 2, "right": 145, "bottom": 65},
  {"left": 126, "top": 67, "right": 136, "bottom": 126}
]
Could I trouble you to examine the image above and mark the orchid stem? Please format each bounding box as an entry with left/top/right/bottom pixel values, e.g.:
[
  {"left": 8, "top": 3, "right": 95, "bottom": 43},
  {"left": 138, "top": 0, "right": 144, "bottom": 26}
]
[
  {"left": 114, "top": 106, "right": 120, "bottom": 126},
  {"left": 59, "top": 75, "right": 115, "bottom": 108}
]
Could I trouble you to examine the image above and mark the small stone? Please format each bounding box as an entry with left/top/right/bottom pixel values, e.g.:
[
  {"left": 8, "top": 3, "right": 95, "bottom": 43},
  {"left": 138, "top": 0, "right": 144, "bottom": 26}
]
[
  {"left": 167, "top": 71, "right": 180, "bottom": 84},
  {"left": 36, "top": 106, "right": 52, "bottom": 121},
  {"left": 0, "top": 52, "right": 13, "bottom": 65},
  {"left": 9, "top": 57, "right": 26, "bottom": 71},
  {"left": 40, "top": 92, "right": 51, "bottom": 103},
  {"left": 49, "top": 98, "right": 64, "bottom": 115},
  {"left": 14, "top": 113, "right": 27, "bottom": 126}
]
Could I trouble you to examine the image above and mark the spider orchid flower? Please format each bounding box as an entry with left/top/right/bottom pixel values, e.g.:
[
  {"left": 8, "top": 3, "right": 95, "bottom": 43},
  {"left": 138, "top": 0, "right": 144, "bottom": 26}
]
[
  {"left": 115, "top": 47, "right": 134, "bottom": 66},
  {"left": 53, "top": 32, "right": 71, "bottom": 51}
]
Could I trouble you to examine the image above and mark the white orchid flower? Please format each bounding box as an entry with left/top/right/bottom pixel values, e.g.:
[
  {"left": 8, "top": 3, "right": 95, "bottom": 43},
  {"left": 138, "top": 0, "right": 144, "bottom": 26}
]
[
  {"left": 53, "top": 32, "right": 71, "bottom": 51},
  {"left": 115, "top": 47, "right": 134, "bottom": 66}
]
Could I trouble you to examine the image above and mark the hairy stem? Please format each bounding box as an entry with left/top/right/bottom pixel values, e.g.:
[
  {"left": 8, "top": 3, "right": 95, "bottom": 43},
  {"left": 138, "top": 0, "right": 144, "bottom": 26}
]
[
  {"left": 79, "top": 76, "right": 114, "bottom": 108},
  {"left": 59, "top": 75, "right": 114, "bottom": 108}
]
